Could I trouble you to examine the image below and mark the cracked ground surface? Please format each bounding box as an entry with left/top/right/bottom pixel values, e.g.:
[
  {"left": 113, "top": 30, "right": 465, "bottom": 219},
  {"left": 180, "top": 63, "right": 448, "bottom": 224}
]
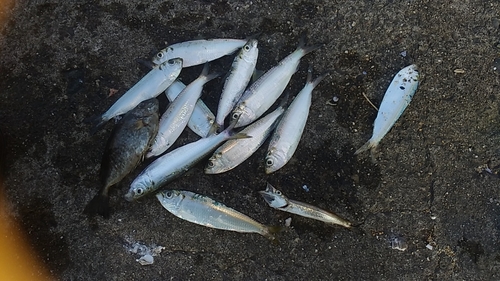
[{"left": 1, "top": 0, "right": 500, "bottom": 280}]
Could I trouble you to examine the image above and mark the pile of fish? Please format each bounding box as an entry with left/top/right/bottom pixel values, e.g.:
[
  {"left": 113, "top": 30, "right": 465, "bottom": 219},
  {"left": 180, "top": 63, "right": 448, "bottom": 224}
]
[{"left": 84, "top": 35, "right": 420, "bottom": 241}]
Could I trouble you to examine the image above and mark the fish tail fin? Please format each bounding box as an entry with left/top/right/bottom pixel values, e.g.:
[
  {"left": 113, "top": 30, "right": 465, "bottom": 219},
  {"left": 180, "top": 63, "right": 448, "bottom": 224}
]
[
  {"left": 354, "top": 139, "right": 377, "bottom": 155},
  {"left": 200, "top": 63, "right": 222, "bottom": 83},
  {"left": 297, "top": 33, "right": 323, "bottom": 55},
  {"left": 310, "top": 68, "right": 330, "bottom": 88},
  {"left": 83, "top": 193, "right": 110, "bottom": 218},
  {"left": 265, "top": 225, "right": 283, "bottom": 244},
  {"left": 87, "top": 115, "right": 107, "bottom": 135}
]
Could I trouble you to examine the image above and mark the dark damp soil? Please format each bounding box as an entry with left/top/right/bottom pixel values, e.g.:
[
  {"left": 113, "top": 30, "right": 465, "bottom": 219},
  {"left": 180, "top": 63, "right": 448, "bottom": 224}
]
[{"left": 1, "top": 1, "right": 500, "bottom": 280}]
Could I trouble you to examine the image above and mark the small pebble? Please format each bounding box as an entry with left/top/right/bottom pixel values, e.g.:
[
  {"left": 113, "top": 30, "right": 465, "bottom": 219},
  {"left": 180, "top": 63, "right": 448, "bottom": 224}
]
[
  {"left": 137, "top": 254, "right": 154, "bottom": 265},
  {"left": 390, "top": 236, "right": 408, "bottom": 251}
]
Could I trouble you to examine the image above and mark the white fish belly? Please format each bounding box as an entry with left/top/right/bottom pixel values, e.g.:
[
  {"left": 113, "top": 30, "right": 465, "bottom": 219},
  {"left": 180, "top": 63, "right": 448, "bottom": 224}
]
[
  {"left": 371, "top": 64, "right": 419, "bottom": 143},
  {"left": 165, "top": 81, "right": 215, "bottom": 138},
  {"left": 155, "top": 39, "right": 247, "bottom": 67}
]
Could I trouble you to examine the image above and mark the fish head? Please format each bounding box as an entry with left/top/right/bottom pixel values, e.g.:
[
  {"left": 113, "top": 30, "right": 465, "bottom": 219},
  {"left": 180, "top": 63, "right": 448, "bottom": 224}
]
[
  {"left": 125, "top": 176, "right": 155, "bottom": 202},
  {"left": 159, "top": 58, "right": 183, "bottom": 77},
  {"left": 152, "top": 46, "right": 174, "bottom": 65},
  {"left": 265, "top": 147, "right": 286, "bottom": 174},
  {"left": 240, "top": 39, "right": 259, "bottom": 62},
  {"left": 204, "top": 152, "right": 226, "bottom": 174},
  {"left": 230, "top": 103, "right": 254, "bottom": 128},
  {"left": 156, "top": 190, "right": 184, "bottom": 215},
  {"left": 259, "top": 183, "right": 288, "bottom": 208}
]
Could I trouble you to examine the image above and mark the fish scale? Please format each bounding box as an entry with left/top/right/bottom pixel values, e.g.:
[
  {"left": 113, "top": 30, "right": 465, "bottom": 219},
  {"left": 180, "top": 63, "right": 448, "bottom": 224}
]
[
  {"left": 230, "top": 37, "right": 322, "bottom": 128},
  {"left": 265, "top": 69, "right": 328, "bottom": 174},
  {"left": 152, "top": 38, "right": 247, "bottom": 68},
  {"left": 92, "top": 58, "right": 182, "bottom": 132},
  {"left": 156, "top": 190, "right": 278, "bottom": 240},
  {"left": 147, "top": 64, "right": 221, "bottom": 158},
  {"left": 259, "top": 183, "right": 352, "bottom": 229},
  {"left": 355, "top": 64, "right": 420, "bottom": 155},
  {"left": 84, "top": 98, "right": 159, "bottom": 218}
]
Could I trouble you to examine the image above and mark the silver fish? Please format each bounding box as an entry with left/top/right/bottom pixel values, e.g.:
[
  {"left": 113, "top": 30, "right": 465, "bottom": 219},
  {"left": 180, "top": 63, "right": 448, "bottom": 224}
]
[
  {"left": 92, "top": 58, "right": 182, "bottom": 131},
  {"left": 84, "top": 99, "right": 159, "bottom": 217},
  {"left": 165, "top": 80, "right": 215, "bottom": 138},
  {"left": 147, "top": 64, "right": 220, "bottom": 158},
  {"left": 230, "top": 38, "right": 321, "bottom": 128},
  {"left": 152, "top": 38, "right": 247, "bottom": 68},
  {"left": 355, "top": 64, "right": 419, "bottom": 155},
  {"left": 205, "top": 106, "right": 284, "bottom": 174},
  {"left": 214, "top": 39, "right": 259, "bottom": 131},
  {"left": 125, "top": 123, "right": 248, "bottom": 201},
  {"left": 265, "top": 69, "right": 328, "bottom": 174},
  {"left": 156, "top": 190, "right": 278, "bottom": 240},
  {"left": 259, "top": 183, "right": 352, "bottom": 229}
]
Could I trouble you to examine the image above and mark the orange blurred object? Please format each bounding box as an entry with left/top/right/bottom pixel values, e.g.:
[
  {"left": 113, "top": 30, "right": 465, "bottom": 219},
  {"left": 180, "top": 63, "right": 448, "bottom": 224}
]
[
  {"left": 0, "top": 189, "right": 53, "bottom": 281},
  {"left": 1, "top": 0, "right": 52, "bottom": 279}
]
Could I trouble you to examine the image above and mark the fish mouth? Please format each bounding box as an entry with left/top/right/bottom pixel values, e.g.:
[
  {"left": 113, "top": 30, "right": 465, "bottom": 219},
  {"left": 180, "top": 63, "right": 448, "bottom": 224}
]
[
  {"left": 259, "top": 191, "right": 275, "bottom": 204},
  {"left": 124, "top": 192, "right": 135, "bottom": 202}
]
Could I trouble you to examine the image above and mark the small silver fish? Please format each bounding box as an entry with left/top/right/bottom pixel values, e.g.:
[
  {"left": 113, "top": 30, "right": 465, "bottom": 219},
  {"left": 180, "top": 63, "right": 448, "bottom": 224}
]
[
  {"left": 125, "top": 121, "right": 249, "bottom": 201},
  {"left": 92, "top": 58, "right": 182, "bottom": 131},
  {"left": 205, "top": 105, "right": 284, "bottom": 174},
  {"left": 355, "top": 64, "right": 420, "bottom": 155},
  {"left": 230, "top": 37, "right": 321, "bottom": 128},
  {"left": 214, "top": 39, "right": 259, "bottom": 131},
  {"left": 156, "top": 190, "right": 279, "bottom": 240},
  {"left": 165, "top": 80, "right": 215, "bottom": 138},
  {"left": 84, "top": 99, "right": 159, "bottom": 217},
  {"left": 152, "top": 38, "right": 247, "bottom": 68},
  {"left": 147, "top": 64, "right": 220, "bottom": 158},
  {"left": 259, "top": 183, "right": 352, "bottom": 229},
  {"left": 265, "top": 69, "right": 328, "bottom": 174}
]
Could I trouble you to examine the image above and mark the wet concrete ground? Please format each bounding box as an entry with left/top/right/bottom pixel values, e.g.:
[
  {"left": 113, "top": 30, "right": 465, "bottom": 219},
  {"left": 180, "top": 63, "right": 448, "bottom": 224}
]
[{"left": 1, "top": 0, "right": 500, "bottom": 280}]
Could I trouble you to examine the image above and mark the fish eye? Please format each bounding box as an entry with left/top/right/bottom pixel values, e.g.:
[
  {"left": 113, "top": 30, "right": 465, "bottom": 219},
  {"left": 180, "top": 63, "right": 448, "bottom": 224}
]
[
  {"left": 168, "top": 59, "right": 176, "bottom": 65},
  {"left": 207, "top": 161, "right": 214, "bottom": 167},
  {"left": 244, "top": 44, "right": 251, "bottom": 51},
  {"left": 136, "top": 188, "right": 143, "bottom": 195},
  {"left": 232, "top": 112, "right": 240, "bottom": 120},
  {"left": 165, "top": 191, "right": 173, "bottom": 198},
  {"left": 275, "top": 190, "right": 282, "bottom": 195},
  {"left": 157, "top": 52, "right": 163, "bottom": 58},
  {"left": 266, "top": 158, "right": 273, "bottom": 166}
]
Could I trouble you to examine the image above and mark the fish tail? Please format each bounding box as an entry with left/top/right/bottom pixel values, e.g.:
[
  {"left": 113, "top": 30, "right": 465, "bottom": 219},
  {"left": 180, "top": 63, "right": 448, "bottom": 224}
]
[
  {"left": 264, "top": 225, "right": 283, "bottom": 244},
  {"left": 200, "top": 63, "right": 222, "bottom": 82},
  {"left": 90, "top": 116, "right": 107, "bottom": 135},
  {"left": 297, "top": 33, "right": 323, "bottom": 56},
  {"left": 311, "top": 70, "right": 330, "bottom": 88},
  {"left": 347, "top": 221, "right": 366, "bottom": 235},
  {"left": 354, "top": 139, "right": 377, "bottom": 155},
  {"left": 83, "top": 193, "right": 111, "bottom": 218}
]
